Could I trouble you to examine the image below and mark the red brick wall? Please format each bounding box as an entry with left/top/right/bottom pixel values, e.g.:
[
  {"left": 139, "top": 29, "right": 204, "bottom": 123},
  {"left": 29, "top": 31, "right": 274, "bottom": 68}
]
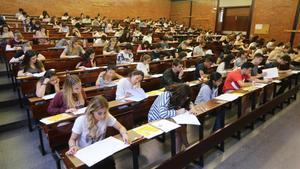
[
  {"left": 191, "top": 0, "right": 217, "bottom": 31},
  {"left": 250, "top": 0, "right": 298, "bottom": 43},
  {"left": 0, "top": 0, "right": 171, "bottom": 19}
]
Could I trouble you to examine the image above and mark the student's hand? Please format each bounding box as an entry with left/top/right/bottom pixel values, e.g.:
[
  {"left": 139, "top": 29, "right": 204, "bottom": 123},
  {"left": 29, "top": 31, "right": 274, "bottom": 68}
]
[
  {"left": 179, "top": 69, "right": 184, "bottom": 78},
  {"left": 262, "top": 72, "right": 267, "bottom": 77},
  {"left": 264, "top": 78, "right": 272, "bottom": 83},
  {"left": 176, "top": 108, "right": 186, "bottom": 115},
  {"left": 43, "top": 78, "right": 50, "bottom": 84},
  {"left": 66, "top": 108, "right": 77, "bottom": 113},
  {"left": 66, "top": 146, "right": 79, "bottom": 155},
  {"left": 78, "top": 66, "right": 86, "bottom": 70},
  {"left": 121, "top": 133, "right": 129, "bottom": 144}
]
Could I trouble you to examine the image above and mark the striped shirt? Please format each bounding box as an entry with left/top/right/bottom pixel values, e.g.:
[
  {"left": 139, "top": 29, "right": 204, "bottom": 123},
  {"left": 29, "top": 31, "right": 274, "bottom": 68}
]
[{"left": 148, "top": 91, "right": 177, "bottom": 122}]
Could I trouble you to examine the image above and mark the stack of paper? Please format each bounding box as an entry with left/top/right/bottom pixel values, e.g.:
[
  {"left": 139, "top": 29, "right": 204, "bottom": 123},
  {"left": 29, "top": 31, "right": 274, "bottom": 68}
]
[
  {"left": 292, "top": 70, "right": 300, "bottom": 74},
  {"left": 172, "top": 113, "right": 201, "bottom": 125},
  {"left": 73, "top": 107, "right": 87, "bottom": 115},
  {"left": 75, "top": 137, "right": 129, "bottom": 167},
  {"left": 150, "top": 119, "right": 180, "bottom": 132},
  {"left": 273, "top": 80, "right": 282, "bottom": 83},
  {"left": 214, "top": 93, "right": 240, "bottom": 102},
  {"left": 42, "top": 93, "right": 56, "bottom": 100},
  {"left": 40, "top": 113, "right": 73, "bottom": 125},
  {"left": 133, "top": 124, "right": 164, "bottom": 139},
  {"left": 126, "top": 88, "right": 148, "bottom": 102}
]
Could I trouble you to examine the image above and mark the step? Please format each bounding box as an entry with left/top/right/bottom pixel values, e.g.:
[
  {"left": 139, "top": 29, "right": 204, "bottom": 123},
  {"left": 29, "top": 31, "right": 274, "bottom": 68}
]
[{"left": 0, "top": 106, "right": 27, "bottom": 128}]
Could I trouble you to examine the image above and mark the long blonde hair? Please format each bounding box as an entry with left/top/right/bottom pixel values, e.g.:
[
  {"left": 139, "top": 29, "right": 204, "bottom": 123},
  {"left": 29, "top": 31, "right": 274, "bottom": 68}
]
[
  {"left": 63, "top": 75, "right": 84, "bottom": 109},
  {"left": 85, "top": 96, "right": 109, "bottom": 139}
]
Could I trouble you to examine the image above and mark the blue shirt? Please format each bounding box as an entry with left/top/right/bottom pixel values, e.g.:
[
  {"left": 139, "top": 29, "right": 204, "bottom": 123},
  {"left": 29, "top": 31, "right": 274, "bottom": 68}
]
[
  {"left": 148, "top": 92, "right": 177, "bottom": 122},
  {"left": 194, "top": 84, "right": 218, "bottom": 104}
]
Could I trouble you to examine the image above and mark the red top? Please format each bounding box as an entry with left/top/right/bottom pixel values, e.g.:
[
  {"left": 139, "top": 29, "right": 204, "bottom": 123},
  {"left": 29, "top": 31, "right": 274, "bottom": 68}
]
[{"left": 223, "top": 69, "right": 250, "bottom": 93}]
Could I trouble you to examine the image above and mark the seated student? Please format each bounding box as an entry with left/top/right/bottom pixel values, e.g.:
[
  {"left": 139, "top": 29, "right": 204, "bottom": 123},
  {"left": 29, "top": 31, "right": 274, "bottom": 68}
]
[
  {"left": 76, "top": 48, "right": 96, "bottom": 69},
  {"left": 159, "top": 36, "right": 170, "bottom": 49},
  {"left": 223, "top": 62, "right": 254, "bottom": 93},
  {"left": 195, "top": 72, "right": 224, "bottom": 131},
  {"left": 151, "top": 44, "right": 163, "bottom": 60},
  {"left": 61, "top": 12, "right": 69, "bottom": 21},
  {"left": 132, "top": 27, "right": 143, "bottom": 42},
  {"left": 142, "top": 31, "right": 153, "bottom": 44},
  {"left": 137, "top": 54, "right": 151, "bottom": 77},
  {"left": 94, "top": 35, "right": 108, "bottom": 47},
  {"left": 10, "top": 42, "right": 45, "bottom": 63},
  {"left": 48, "top": 75, "right": 86, "bottom": 115},
  {"left": 234, "top": 50, "right": 248, "bottom": 67},
  {"left": 95, "top": 65, "right": 123, "bottom": 87},
  {"left": 267, "top": 42, "right": 285, "bottom": 62},
  {"left": 264, "top": 54, "right": 292, "bottom": 71},
  {"left": 195, "top": 54, "right": 213, "bottom": 80},
  {"left": 103, "top": 38, "right": 120, "bottom": 55},
  {"left": 66, "top": 27, "right": 81, "bottom": 38},
  {"left": 216, "top": 54, "right": 234, "bottom": 74},
  {"left": 118, "top": 27, "right": 132, "bottom": 43},
  {"left": 6, "top": 31, "right": 25, "bottom": 51},
  {"left": 116, "top": 44, "right": 133, "bottom": 64},
  {"left": 0, "top": 25, "right": 14, "bottom": 39},
  {"left": 34, "top": 27, "right": 49, "bottom": 45},
  {"left": 39, "top": 10, "right": 50, "bottom": 20},
  {"left": 161, "top": 59, "right": 184, "bottom": 87},
  {"left": 116, "top": 70, "right": 144, "bottom": 100},
  {"left": 193, "top": 42, "right": 205, "bottom": 56},
  {"left": 36, "top": 69, "right": 60, "bottom": 97},
  {"left": 67, "top": 96, "right": 128, "bottom": 169},
  {"left": 177, "top": 41, "right": 192, "bottom": 54},
  {"left": 137, "top": 41, "right": 151, "bottom": 52},
  {"left": 60, "top": 38, "right": 85, "bottom": 58},
  {"left": 92, "top": 28, "right": 107, "bottom": 38},
  {"left": 250, "top": 53, "right": 265, "bottom": 78},
  {"left": 148, "top": 83, "right": 192, "bottom": 152},
  {"left": 58, "top": 22, "right": 69, "bottom": 33},
  {"left": 264, "top": 55, "right": 292, "bottom": 95},
  {"left": 17, "top": 50, "right": 45, "bottom": 77}
]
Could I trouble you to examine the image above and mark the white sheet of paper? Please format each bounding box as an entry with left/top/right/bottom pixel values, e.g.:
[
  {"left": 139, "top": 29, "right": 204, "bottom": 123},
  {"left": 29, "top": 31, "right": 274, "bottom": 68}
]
[
  {"left": 151, "top": 119, "right": 180, "bottom": 133},
  {"left": 254, "top": 83, "right": 268, "bottom": 88},
  {"left": 255, "top": 24, "right": 262, "bottom": 30},
  {"left": 214, "top": 93, "right": 240, "bottom": 102},
  {"left": 84, "top": 67, "right": 100, "bottom": 70},
  {"left": 273, "top": 80, "right": 282, "bottom": 83},
  {"left": 73, "top": 107, "right": 87, "bottom": 115},
  {"left": 150, "top": 74, "right": 163, "bottom": 78},
  {"left": 184, "top": 67, "right": 196, "bottom": 72},
  {"left": 126, "top": 88, "right": 148, "bottom": 102},
  {"left": 32, "top": 71, "right": 46, "bottom": 77},
  {"left": 172, "top": 113, "right": 201, "bottom": 126},
  {"left": 75, "top": 137, "right": 129, "bottom": 167},
  {"left": 262, "top": 67, "right": 279, "bottom": 79},
  {"left": 67, "top": 55, "right": 80, "bottom": 58},
  {"left": 42, "top": 93, "right": 56, "bottom": 100}
]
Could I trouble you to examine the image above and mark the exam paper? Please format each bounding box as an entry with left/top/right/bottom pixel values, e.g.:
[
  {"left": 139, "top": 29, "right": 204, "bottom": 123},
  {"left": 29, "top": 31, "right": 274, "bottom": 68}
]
[
  {"left": 42, "top": 93, "right": 56, "bottom": 100},
  {"left": 262, "top": 67, "right": 279, "bottom": 79},
  {"left": 75, "top": 137, "right": 129, "bottom": 167},
  {"left": 214, "top": 93, "right": 240, "bottom": 102},
  {"left": 73, "top": 107, "right": 87, "bottom": 115},
  {"left": 126, "top": 88, "right": 148, "bottom": 102},
  {"left": 172, "top": 113, "right": 201, "bottom": 126},
  {"left": 151, "top": 119, "right": 180, "bottom": 132}
]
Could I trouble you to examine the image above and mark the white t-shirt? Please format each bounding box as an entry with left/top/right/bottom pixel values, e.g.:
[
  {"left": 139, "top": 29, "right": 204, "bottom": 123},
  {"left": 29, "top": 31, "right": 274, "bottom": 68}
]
[
  {"left": 216, "top": 62, "right": 226, "bottom": 74},
  {"left": 116, "top": 78, "right": 140, "bottom": 100},
  {"left": 136, "top": 62, "right": 149, "bottom": 76},
  {"left": 72, "top": 114, "right": 116, "bottom": 148},
  {"left": 142, "top": 35, "right": 152, "bottom": 44}
]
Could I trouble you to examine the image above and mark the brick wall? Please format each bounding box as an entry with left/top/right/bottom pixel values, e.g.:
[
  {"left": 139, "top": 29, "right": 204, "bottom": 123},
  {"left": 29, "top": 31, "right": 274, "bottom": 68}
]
[
  {"left": 250, "top": 0, "right": 298, "bottom": 43},
  {"left": 0, "top": 0, "right": 171, "bottom": 19}
]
